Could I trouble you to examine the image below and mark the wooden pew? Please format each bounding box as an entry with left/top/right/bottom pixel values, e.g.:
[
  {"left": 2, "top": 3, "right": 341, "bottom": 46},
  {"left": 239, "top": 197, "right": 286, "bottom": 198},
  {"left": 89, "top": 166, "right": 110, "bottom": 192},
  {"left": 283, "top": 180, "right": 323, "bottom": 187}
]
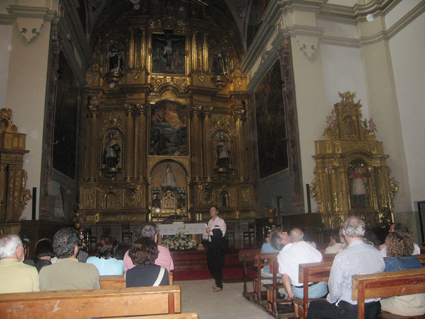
[
  {"left": 352, "top": 268, "right": 425, "bottom": 319},
  {"left": 240, "top": 251, "right": 261, "bottom": 300},
  {"left": 292, "top": 261, "right": 333, "bottom": 319},
  {"left": 253, "top": 252, "right": 279, "bottom": 302},
  {"left": 0, "top": 285, "right": 181, "bottom": 319},
  {"left": 112, "top": 313, "right": 198, "bottom": 319},
  {"left": 100, "top": 271, "right": 174, "bottom": 289}
]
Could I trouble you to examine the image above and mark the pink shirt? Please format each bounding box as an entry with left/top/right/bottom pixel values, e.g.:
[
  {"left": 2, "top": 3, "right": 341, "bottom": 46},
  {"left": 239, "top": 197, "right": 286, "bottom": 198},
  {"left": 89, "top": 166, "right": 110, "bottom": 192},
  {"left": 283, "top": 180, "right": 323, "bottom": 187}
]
[{"left": 123, "top": 245, "right": 174, "bottom": 272}]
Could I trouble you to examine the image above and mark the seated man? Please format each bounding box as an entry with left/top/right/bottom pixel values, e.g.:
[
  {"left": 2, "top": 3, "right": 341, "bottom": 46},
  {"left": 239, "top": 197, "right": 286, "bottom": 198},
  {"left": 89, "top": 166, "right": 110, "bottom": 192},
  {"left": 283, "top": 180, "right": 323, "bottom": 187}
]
[
  {"left": 0, "top": 234, "right": 39, "bottom": 293},
  {"left": 39, "top": 227, "right": 100, "bottom": 291},
  {"left": 380, "top": 231, "right": 425, "bottom": 316},
  {"left": 123, "top": 222, "right": 174, "bottom": 273},
  {"left": 278, "top": 228, "right": 327, "bottom": 300},
  {"left": 306, "top": 216, "right": 385, "bottom": 319},
  {"left": 380, "top": 223, "right": 421, "bottom": 257}
]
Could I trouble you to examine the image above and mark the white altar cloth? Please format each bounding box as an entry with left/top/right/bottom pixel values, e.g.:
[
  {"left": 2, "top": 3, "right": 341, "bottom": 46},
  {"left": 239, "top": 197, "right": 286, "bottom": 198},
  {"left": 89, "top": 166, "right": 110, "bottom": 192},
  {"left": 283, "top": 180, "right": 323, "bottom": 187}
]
[{"left": 158, "top": 222, "right": 208, "bottom": 240}]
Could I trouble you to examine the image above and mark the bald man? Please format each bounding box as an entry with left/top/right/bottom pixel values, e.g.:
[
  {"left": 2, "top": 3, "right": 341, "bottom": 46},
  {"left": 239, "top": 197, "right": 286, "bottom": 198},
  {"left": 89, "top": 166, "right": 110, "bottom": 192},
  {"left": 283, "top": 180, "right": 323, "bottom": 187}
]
[{"left": 277, "top": 228, "right": 327, "bottom": 300}]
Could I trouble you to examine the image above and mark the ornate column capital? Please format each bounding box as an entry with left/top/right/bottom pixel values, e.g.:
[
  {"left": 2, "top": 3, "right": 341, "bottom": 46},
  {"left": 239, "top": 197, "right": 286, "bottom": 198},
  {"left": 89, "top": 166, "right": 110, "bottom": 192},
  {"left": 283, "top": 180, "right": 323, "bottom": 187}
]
[
  {"left": 124, "top": 103, "right": 135, "bottom": 115},
  {"left": 234, "top": 109, "right": 246, "bottom": 122},
  {"left": 134, "top": 103, "right": 148, "bottom": 116},
  {"left": 203, "top": 106, "right": 213, "bottom": 118},
  {"left": 87, "top": 104, "right": 99, "bottom": 117},
  {"left": 189, "top": 105, "right": 202, "bottom": 118}
]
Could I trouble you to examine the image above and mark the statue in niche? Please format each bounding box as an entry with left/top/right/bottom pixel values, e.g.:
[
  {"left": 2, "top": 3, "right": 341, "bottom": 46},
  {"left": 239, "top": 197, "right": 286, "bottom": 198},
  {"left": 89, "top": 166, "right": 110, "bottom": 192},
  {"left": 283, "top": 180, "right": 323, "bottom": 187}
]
[
  {"left": 212, "top": 49, "right": 228, "bottom": 76},
  {"left": 161, "top": 164, "right": 178, "bottom": 190},
  {"left": 103, "top": 132, "right": 121, "bottom": 169},
  {"left": 108, "top": 44, "right": 123, "bottom": 73},
  {"left": 151, "top": 129, "right": 172, "bottom": 155},
  {"left": 350, "top": 165, "right": 368, "bottom": 208},
  {"left": 162, "top": 191, "right": 175, "bottom": 209},
  {"left": 216, "top": 136, "right": 231, "bottom": 169}
]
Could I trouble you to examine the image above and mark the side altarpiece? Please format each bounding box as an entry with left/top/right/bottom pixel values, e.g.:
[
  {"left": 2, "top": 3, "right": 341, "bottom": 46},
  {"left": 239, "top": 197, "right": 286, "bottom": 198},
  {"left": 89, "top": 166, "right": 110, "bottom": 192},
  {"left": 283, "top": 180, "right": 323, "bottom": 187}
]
[
  {"left": 79, "top": 1, "right": 256, "bottom": 225},
  {"left": 311, "top": 92, "right": 399, "bottom": 229}
]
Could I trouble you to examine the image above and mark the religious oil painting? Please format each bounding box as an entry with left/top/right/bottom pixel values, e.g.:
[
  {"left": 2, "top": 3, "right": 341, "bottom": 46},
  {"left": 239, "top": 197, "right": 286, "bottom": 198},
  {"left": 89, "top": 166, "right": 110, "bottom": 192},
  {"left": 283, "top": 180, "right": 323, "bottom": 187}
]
[
  {"left": 152, "top": 34, "right": 186, "bottom": 74},
  {"left": 150, "top": 102, "right": 187, "bottom": 156},
  {"left": 255, "top": 60, "right": 288, "bottom": 179}
]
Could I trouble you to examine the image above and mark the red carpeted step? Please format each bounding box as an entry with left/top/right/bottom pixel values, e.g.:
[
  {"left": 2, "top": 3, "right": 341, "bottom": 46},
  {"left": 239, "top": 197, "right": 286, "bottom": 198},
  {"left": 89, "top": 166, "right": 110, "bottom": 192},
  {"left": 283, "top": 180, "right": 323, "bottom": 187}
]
[{"left": 173, "top": 267, "right": 257, "bottom": 281}]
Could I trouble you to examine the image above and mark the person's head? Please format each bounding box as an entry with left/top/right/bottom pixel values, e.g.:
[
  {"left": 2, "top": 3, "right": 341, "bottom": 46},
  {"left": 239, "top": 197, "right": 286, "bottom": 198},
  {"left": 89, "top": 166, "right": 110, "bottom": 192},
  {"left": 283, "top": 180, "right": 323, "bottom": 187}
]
[
  {"left": 210, "top": 206, "right": 219, "bottom": 219},
  {"left": 129, "top": 237, "right": 158, "bottom": 266},
  {"left": 35, "top": 238, "right": 55, "bottom": 260},
  {"left": 140, "top": 222, "right": 159, "bottom": 241},
  {"left": 390, "top": 223, "right": 409, "bottom": 233},
  {"left": 290, "top": 228, "right": 304, "bottom": 242},
  {"left": 363, "top": 230, "right": 380, "bottom": 247},
  {"left": 279, "top": 232, "right": 291, "bottom": 245},
  {"left": 342, "top": 216, "right": 365, "bottom": 239},
  {"left": 329, "top": 230, "right": 341, "bottom": 245},
  {"left": 95, "top": 234, "right": 118, "bottom": 259},
  {"left": 0, "top": 235, "right": 24, "bottom": 261},
  {"left": 270, "top": 231, "right": 285, "bottom": 251},
  {"left": 385, "top": 231, "right": 414, "bottom": 258},
  {"left": 53, "top": 227, "right": 79, "bottom": 259}
]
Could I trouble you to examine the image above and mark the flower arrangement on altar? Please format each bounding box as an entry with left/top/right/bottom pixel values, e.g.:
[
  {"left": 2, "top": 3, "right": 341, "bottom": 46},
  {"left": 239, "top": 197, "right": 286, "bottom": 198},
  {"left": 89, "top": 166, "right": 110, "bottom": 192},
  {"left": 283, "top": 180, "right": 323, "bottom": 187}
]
[{"left": 162, "top": 226, "right": 198, "bottom": 251}]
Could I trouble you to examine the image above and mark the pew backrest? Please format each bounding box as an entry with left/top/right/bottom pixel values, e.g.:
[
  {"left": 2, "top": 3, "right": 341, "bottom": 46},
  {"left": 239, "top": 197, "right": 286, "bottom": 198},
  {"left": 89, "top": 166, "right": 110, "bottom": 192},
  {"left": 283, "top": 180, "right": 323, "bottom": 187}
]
[
  {"left": 100, "top": 271, "right": 174, "bottom": 289},
  {"left": 0, "top": 285, "right": 181, "bottom": 319},
  {"left": 111, "top": 313, "right": 198, "bottom": 319},
  {"left": 352, "top": 268, "right": 425, "bottom": 319}
]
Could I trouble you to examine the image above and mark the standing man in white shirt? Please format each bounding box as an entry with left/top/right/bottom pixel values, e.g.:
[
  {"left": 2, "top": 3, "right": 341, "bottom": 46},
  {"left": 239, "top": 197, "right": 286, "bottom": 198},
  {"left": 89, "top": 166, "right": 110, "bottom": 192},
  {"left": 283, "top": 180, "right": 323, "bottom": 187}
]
[{"left": 206, "top": 206, "right": 227, "bottom": 292}]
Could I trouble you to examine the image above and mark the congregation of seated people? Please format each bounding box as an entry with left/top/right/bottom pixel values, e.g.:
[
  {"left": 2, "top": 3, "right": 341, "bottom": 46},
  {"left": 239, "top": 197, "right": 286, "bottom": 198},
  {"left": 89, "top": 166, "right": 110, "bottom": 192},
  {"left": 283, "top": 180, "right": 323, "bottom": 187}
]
[{"left": 0, "top": 221, "right": 174, "bottom": 294}]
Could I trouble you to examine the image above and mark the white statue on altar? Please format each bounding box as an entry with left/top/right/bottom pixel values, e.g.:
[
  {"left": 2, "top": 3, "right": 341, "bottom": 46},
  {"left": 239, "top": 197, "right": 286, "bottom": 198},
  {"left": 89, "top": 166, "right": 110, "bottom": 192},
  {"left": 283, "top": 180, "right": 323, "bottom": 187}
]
[{"left": 161, "top": 164, "right": 178, "bottom": 190}]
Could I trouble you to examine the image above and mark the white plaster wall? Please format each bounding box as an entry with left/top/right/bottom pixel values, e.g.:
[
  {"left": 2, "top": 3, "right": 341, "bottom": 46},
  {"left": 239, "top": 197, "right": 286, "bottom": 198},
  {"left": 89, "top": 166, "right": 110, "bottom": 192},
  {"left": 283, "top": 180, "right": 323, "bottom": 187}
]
[
  {"left": 0, "top": 24, "right": 12, "bottom": 109},
  {"left": 321, "top": 44, "right": 369, "bottom": 117},
  {"left": 385, "top": 0, "right": 422, "bottom": 29},
  {"left": 318, "top": 20, "right": 358, "bottom": 39},
  {"left": 389, "top": 12, "right": 425, "bottom": 207}
]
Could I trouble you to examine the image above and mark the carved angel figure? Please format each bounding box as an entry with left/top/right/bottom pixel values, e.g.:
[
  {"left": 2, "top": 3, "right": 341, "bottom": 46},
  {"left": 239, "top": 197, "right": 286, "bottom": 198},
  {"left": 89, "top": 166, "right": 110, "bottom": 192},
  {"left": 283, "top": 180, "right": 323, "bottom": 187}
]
[{"left": 368, "top": 118, "right": 378, "bottom": 132}]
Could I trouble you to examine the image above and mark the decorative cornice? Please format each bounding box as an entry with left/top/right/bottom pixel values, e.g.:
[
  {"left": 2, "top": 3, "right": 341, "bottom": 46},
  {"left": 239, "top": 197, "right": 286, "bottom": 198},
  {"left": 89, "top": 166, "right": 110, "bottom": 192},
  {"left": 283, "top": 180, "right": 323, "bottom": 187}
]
[{"left": 0, "top": 14, "right": 14, "bottom": 25}]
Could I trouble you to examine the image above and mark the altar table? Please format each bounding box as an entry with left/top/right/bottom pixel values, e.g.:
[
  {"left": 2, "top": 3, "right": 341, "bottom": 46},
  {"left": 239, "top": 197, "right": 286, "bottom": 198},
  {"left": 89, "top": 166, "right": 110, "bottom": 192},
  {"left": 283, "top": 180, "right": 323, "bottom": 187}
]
[{"left": 158, "top": 223, "right": 209, "bottom": 244}]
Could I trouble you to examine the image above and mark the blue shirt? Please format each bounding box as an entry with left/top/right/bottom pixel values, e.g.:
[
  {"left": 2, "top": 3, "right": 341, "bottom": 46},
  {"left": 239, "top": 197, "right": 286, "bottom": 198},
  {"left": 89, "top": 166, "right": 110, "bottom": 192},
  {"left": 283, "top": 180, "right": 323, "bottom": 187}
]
[
  {"left": 261, "top": 241, "right": 281, "bottom": 273},
  {"left": 86, "top": 257, "right": 124, "bottom": 276},
  {"left": 384, "top": 256, "right": 423, "bottom": 272}
]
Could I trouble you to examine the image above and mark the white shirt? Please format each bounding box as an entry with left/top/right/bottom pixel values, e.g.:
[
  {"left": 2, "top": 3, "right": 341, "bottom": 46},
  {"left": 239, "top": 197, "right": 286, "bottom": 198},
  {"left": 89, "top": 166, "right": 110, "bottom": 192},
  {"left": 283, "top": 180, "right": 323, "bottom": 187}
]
[
  {"left": 207, "top": 216, "right": 226, "bottom": 242},
  {"left": 380, "top": 242, "right": 421, "bottom": 257},
  {"left": 277, "top": 241, "right": 323, "bottom": 286}
]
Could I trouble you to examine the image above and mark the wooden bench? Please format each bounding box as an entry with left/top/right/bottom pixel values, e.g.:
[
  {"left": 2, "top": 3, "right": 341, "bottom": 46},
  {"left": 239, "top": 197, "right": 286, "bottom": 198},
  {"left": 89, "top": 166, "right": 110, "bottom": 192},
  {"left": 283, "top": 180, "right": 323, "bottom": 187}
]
[
  {"left": 100, "top": 271, "right": 174, "bottom": 289},
  {"left": 352, "top": 268, "right": 425, "bottom": 319},
  {"left": 240, "top": 251, "right": 261, "bottom": 300},
  {"left": 0, "top": 285, "right": 181, "bottom": 319},
  {"left": 253, "top": 252, "right": 279, "bottom": 302},
  {"left": 293, "top": 261, "right": 333, "bottom": 319},
  {"left": 111, "top": 313, "right": 198, "bottom": 319}
]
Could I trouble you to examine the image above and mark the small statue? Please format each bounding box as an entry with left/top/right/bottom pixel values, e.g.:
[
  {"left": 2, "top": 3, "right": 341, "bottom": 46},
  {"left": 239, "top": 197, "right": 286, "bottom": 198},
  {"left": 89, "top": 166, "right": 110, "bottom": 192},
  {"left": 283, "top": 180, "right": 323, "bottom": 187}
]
[
  {"left": 216, "top": 138, "right": 231, "bottom": 169},
  {"left": 103, "top": 132, "right": 121, "bottom": 168},
  {"left": 212, "top": 49, "right": 228, "bottom": 76},
  {"left": 108, "top": 44, "right": 123, "bottom": 73},
  {"left": 368, "top": 118, "right": 378, "bottom": 132}
]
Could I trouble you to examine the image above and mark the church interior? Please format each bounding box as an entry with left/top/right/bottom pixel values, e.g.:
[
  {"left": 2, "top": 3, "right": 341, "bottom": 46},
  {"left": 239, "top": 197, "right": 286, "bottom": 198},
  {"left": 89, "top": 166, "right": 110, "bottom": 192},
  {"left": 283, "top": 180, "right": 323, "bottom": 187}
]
[{"left": 1, "top": 0, "right": 425, "bottom": 257}]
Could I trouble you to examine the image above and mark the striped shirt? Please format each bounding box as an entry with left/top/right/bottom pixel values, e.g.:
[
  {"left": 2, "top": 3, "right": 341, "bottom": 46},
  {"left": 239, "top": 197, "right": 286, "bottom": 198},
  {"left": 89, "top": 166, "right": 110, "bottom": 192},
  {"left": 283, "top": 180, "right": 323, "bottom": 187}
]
[{"left": 327, "top": 239, "right": 385, "bottom": 305}]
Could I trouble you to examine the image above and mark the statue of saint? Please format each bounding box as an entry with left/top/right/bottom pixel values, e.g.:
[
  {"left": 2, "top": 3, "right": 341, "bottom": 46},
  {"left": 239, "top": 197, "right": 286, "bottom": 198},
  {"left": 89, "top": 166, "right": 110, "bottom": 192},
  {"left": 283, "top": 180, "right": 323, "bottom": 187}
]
[
  {"left": 103, "top": 132, "right": 121, "bottom": 168},
  {"left": 108, "top": 45, "right": 123, "bottom": 73},
  {"left": 351, "top": 166, "right": 367, "bottom": 208},
  {"left": 161, "top": 165, "right": 178, "bottom": 189},
  {"left": 212, "top": 50, "right": 227, "bottom": 76},
  {"left": 216, "top": 140, "right": 231, "bottom": 168}
]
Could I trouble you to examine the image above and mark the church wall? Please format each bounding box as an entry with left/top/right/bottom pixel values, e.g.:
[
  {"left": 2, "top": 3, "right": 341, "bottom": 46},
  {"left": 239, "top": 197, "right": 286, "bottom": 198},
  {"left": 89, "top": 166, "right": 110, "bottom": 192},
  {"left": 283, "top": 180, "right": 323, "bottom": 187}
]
[
  {"left": 0, "top": 24, "right": 12, "bottom": 109},
  {"left": 5, "top": 19, "right": 52, "bottom": 220},
  {"left": 320, "top": 44, "right": 369, "bottom": 117},
  {"left": 258, "top": 169, "right": 292, "bottom": 216}
]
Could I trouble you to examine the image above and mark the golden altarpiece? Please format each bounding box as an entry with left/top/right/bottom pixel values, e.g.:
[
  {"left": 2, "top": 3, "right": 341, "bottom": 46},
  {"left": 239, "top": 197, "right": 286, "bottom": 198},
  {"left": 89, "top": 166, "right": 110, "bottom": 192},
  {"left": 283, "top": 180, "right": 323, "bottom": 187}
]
[
  {"left": 311, "top": 92, "right": 398, "bottom": 230},
  {"left": 0, "top": 109, "right": 32, "bottom": 235},
  {"left": 79, "top": 1, "right": 256, "bottom": 226}
]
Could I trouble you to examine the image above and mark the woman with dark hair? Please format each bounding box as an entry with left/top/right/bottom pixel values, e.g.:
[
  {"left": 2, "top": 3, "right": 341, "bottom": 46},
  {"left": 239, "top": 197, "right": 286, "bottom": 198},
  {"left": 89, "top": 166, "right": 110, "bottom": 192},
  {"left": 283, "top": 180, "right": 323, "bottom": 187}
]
[
  {"left": 380, "top": 231, "right": 425, "bottom": 316},
  {"left": 33, "top": 238, "right": 55, "bottom": 272},
  {"left": 86, "top": 234, "right": 124, "bottom": 276},
  {"left": 126, "top": 237, "right": 169, "bottom": 287},
  {"left": 324, "top": 230, "right": 342, "bottom": 254}
]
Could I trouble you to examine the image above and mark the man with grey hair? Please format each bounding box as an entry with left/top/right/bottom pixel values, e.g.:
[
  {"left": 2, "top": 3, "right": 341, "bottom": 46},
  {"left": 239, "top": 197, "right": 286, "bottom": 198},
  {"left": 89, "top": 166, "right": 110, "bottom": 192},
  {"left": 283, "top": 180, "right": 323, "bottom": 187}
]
[
  {"left": 260, "top": 229, "right": 285, "bottom": 282},
  {"left": 0, "top": 234, "right": 39, "bottom": 293},
  {"left": 306, "top": 216, "right": 385, "bottom": 319},
  {"left": 277, "top": 228, "right": 327, "bottom": 300},
  {"left": 123, "top": 222, "right": 174, "bottom": 272}
]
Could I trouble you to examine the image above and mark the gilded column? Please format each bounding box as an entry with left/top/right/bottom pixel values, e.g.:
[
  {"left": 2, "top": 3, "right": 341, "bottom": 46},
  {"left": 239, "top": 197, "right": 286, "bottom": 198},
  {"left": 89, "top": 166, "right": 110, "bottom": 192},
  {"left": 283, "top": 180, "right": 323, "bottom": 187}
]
[
  {"left": 234, "top": 110, "right": 246, "bottom": 181},
  {"left": 124, "top": 104, "right": 134, "bottom": 181},
  {"left": 192, "top": 32, "right": 198, "bottom": 71},
  {"left": 203, "top": 33, "right": 208, "bottom": 72},
  {"left": 141, "top": 29, "right": 146, "bottom": 70},
  {"left": 203, "top": 107, "right": 213, "bottom": 181},
  {"left": 190, "top": 106, "right": 201, "bottom": 180},
  {"left": 135, "top": 103, "right": 148, "bottom": 180},
  {"left": 129, "top": 29, "right": 135, "bottom": 68},
  {"left": 87, "top": 104, "right": 99, "bottom": 182}
]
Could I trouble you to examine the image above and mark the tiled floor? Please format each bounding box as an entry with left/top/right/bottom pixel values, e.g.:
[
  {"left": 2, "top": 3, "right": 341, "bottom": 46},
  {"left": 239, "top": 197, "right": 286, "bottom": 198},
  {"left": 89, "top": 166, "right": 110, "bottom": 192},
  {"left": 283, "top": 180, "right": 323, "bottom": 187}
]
[{"left": 177, "top": 279, "right": 273, "bottom": 319}]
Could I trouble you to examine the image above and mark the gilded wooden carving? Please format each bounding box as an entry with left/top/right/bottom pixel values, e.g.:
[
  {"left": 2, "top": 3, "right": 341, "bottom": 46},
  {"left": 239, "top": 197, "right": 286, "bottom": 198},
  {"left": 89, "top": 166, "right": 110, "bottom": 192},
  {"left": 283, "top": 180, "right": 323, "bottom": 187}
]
[{"left": 311, "top": 92, "right": 398, "bottom": 229}]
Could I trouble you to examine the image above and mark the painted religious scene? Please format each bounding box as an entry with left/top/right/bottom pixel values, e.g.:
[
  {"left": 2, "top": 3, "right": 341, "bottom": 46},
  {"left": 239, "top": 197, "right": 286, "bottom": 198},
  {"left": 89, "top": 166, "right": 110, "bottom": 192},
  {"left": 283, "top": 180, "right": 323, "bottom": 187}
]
[
  {"left": 152, "top": 34, "right": 185, "bottom": 74},
  {"left": 150, "top": 102, "right": 187, "bottom": 156}
]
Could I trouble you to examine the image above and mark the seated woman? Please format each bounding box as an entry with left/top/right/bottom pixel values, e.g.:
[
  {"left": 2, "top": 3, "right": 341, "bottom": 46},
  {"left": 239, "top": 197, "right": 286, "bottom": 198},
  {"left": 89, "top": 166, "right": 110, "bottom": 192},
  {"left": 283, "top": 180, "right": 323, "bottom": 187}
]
[
  {"left": 126, "top": 237, "right": 169, "bottom": 287},
  {"left": 380, "top": 231, "right": 425, "bottom": 316},
  {"left": 86, "top": 234, "right": 124, "bottom": 276},
  {"left": 33, "top": 238, "right": 56, "bottom": 272},
  {"left": 324, "top": 229, "right": 342, "bottom": 254}
]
